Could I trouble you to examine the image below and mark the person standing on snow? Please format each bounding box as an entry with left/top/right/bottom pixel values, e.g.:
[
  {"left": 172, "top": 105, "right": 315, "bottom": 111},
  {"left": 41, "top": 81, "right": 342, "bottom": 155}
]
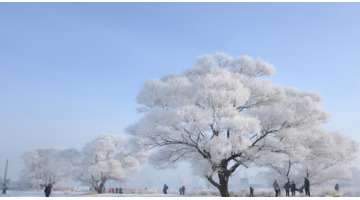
[
  {"left": 290, "top": 181, "right": 296, "bottom": 196},
  {"left": 163, "top": 184, "right": 168, "bottom": 194},
  {"left": 182, "top": 185, "right": 185, "bottom": 195},
  {"left": 273, "top": 180, "right": 280, "bottom": 197},
  {"left": 303, "top": 177, "right": 310, "bottom": 196},
  {"left": 44, "top": 183, "right": 52, "bottom": 197},
  {"left": 284, "top": 179, "right": 291, "bottom": 197},
  {"left": 249, "top": 186, "right": 254, "bottom": 197},
  {"left": 179, "top": 187, "right": 183, "bottom": 195}
]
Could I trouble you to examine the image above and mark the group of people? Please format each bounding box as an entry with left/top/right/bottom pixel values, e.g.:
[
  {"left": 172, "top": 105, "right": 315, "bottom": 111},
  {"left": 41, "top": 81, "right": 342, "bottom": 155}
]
[
  {"left": 162, "top": 184, "right": 186, "bottom": 195},
  {"left": 249, "top": 177, "right": 311, "bottom": 197},
  {"left": 272, "top": 177, "right": 310, "bottom": 197},
  {"left": 179, "top": 185, "right": 186, "bottom": 195},
  {"left": 108, "top": 187, "right": 123, "bottom": 194},
  {"left": 44, "top": 184, "right": 124, "bottom": 197},
  {"left": 44, "top": 183, "right": 183, "bottom": 197}
]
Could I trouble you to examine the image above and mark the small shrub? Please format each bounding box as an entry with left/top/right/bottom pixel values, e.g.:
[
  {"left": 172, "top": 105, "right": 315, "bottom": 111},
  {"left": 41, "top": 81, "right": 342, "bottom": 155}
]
[
  {"left": 321, "top": 190, "right": 342, "bottom": 197},
  {"left": 198, "top": 189, "right": 219, "bottom": 196},
  {"left": 144, "top": 188, "right": 158, "bottom": 194}
]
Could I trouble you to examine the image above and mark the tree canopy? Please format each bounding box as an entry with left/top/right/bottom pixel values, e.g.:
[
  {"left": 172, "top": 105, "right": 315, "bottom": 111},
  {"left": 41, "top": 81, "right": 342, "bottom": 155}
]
[
  {"left": 128, "top": 53, "right": 358, "bottom": 196},
  {"left": 72, "top": 133, "right": 148, "bottom": 193}
]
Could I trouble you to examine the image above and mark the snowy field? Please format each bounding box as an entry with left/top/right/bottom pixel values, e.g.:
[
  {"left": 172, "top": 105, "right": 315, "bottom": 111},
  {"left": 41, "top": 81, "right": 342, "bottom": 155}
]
[
  {"left": 0, "top": 190, "right": 214, "bottom": 197},
  {"left": 1, "top": 189, "right": 359, "bottom": 198}
]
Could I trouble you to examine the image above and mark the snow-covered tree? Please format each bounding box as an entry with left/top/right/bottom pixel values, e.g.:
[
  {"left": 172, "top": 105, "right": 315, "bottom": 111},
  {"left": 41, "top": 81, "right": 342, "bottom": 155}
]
[
  {"left": 20, "top": 148, "right": 79, "bottom": 189},
  {"left": 302, "top": 129, "right": 358, "bottom": 185},
  {"left": 127, "top": 52, "right": 357, "bottom": 196},
  {"left": 72, "top": 133, "right": 148, "bottom": 193},
  {"left": 255, "top": 128, "right": 358, "bottom": 186}
]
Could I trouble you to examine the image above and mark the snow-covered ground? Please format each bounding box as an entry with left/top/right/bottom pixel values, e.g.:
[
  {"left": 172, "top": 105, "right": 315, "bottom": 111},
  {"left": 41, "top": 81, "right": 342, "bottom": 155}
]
[
  {"left": 0, "top": 190, "right": 214, "bottom": 197},
  {"left": 1, "top": 189, "right": 359, "bottom": 197}
]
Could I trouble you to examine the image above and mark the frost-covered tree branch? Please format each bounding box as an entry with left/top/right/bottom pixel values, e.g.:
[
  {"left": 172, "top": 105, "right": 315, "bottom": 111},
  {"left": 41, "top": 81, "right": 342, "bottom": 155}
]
[
  {"left": 20, "top": 148, "right": 80, "bottom": 189},
  {"left": 72, "top": 133, "right": 148, "bottom": 193},
  {"left": 127, "top": 53, "right": 358, "bottom": 196}
]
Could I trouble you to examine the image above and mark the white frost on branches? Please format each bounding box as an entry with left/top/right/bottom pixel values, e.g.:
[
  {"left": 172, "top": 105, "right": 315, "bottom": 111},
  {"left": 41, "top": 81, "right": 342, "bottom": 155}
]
[
  {"left": 20, "top": 148, "right": 79, "bottom": 189},
  {"left": 72, "top": 133, "right": 148, "bottom": 192},
  {"left": 127, "top": 52, "right": 358, "bottom": 196},
  {"left": 20, "top": 133, "right": 148, "bottom": 192}
]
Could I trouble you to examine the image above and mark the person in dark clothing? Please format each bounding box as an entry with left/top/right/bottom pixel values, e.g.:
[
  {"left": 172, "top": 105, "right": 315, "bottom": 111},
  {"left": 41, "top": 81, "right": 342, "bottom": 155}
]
[
  {"left": 163, "top": 184, "right": 168, "bottom": 194},
  {"left": 284, "top": 180, "right": 291, "bottom": 197},
  {"left": 290, "top": 181, "right": 296, "bottom": 196},
  {"left": 335, "top": 183, "right": 340, "bottom": 191},
  {"left": 303, "top": 177, "right": 310, "bottom": 196},
  {"left": 44, "top": 184, "right": 52, "bottom": 197},
  {"left": 182, "top": 185, "right": 185, "bottom": 195},
  {"left": 249, "top": 186, "right": 254, "bottom": 197}
]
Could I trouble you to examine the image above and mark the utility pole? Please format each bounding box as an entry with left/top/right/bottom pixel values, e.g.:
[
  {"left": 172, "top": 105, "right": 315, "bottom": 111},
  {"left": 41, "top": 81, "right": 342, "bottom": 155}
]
[{"left": 2, "top": 159, "right": 8, "bottom": 194}]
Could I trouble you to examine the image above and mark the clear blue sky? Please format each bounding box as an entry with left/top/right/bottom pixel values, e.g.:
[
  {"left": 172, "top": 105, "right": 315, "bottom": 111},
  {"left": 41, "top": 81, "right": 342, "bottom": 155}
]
[{"left": 1, "top": 3, "right": 360, "bottom": 179}]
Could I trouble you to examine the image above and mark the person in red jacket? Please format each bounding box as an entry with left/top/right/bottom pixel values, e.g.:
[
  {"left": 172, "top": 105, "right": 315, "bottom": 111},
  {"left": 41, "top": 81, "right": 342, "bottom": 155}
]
[{"left": 182, "top": 186, "right": 185, "bottom": 195}]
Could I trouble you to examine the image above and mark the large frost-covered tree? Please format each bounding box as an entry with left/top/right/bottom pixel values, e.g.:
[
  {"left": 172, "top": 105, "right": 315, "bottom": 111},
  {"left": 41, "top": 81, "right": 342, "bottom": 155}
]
[
  {"left": 127, "top": 53, "right": 357, "bottom": 196},
  {"left": 21, "top": 148, "right": 79, "bottom": 189},
  {"left": 72, "top": 133, "right": 148, "bottom": 193}
]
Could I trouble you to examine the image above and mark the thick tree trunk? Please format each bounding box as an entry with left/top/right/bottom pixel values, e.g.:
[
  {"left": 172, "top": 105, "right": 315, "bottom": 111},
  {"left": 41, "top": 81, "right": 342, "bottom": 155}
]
[
  {"left": 206, "top": 159, "right": 238, "bottom": 197},
  {"left": 207, "top": 171, "right": 230, "bottom": 197},
  {"left": 97, "top": 182, "right": 104, "bottom": 194},
  {"left": 218, "top": 173, "right": 230, "bottom": 197},
  {"left": 96, "top": 172, "right": 106, "bottom": 194}
]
